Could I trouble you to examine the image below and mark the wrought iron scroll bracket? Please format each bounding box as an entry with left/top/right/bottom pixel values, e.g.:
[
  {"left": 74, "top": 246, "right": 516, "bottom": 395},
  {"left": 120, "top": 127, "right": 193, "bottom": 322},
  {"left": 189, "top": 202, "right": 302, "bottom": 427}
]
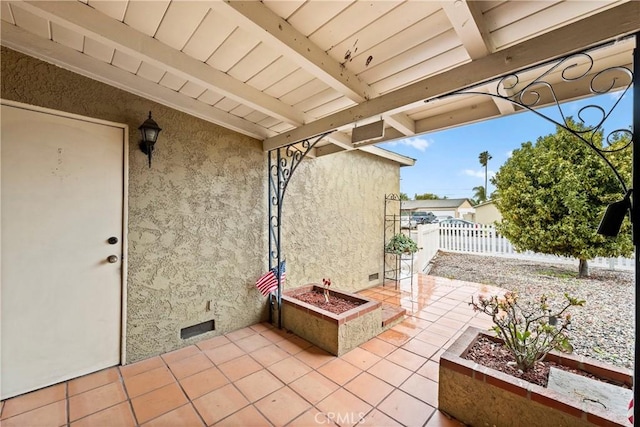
[
  {"left": 267, "top": 132, "right": 334, "bottom": 328},
  {"left": 443, "top": 41, "right": 635, "bottom": 198}
]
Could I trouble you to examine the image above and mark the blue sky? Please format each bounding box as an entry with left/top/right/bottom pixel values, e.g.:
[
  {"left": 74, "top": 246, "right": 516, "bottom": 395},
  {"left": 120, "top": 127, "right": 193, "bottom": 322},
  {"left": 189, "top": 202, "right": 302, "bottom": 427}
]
[{"left": 379, "top": 90, "right": 633, "bottom": 200}]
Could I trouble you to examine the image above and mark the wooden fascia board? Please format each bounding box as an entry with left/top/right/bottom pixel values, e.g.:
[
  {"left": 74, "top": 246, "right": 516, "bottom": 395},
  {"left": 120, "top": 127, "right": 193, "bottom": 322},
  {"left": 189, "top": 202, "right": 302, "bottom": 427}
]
[
  {"left": 1, "top": 23, "right": 271, "bottom": 140},
  {"left": 15, "top": 0, "right": 305, "bottom": 125},
  {"left": 217, "top": 0, "right": 375, "bottom": 103},
  {"left": 263, "top": 1, "right": 640, "bottom": 151}
]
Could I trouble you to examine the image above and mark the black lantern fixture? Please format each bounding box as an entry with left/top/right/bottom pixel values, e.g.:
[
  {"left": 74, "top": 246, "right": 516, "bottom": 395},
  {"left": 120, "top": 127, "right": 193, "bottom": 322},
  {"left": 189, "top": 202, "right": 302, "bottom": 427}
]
[
  {"left": 597, "top": 190, "right": 632, "bottom": 237},
  {"left": 139, "top": 111, "right": 162, "bottom": 168}
]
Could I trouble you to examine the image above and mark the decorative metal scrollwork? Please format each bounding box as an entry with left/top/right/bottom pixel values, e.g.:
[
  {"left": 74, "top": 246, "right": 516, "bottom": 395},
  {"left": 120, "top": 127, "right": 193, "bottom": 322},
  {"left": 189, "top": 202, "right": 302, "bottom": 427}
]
[
  {"left": 456, "top": 46, "right": 634, "bottom": 193},
  {"left": 267, "top": 132, "right": 333, "bottom": 327}
]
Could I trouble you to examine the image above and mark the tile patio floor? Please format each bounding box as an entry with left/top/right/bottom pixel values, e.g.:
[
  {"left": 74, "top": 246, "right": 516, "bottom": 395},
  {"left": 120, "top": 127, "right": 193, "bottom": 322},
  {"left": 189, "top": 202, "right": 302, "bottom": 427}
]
[{"left": 1, "top": 274, "right": 504, "bottom": 427}]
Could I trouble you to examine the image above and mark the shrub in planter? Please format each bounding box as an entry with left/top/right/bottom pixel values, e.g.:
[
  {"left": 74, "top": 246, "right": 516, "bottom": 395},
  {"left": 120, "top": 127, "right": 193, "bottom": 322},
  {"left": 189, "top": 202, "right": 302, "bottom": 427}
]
[
  {"left": 440, "top": 292, "right": 633, "bottom": 427},
  {"left": 469, "top": 291, "right": 585, "bottom": 371}
]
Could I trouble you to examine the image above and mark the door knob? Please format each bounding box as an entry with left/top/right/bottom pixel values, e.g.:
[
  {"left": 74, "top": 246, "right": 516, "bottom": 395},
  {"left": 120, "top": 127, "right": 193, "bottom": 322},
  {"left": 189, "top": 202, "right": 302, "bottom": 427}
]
[
  {"left": 107, "top": 255, "right": 118, "bottom": 263},
  {"left": 108, "top": 237, "right": 118, "bottom": 244}
]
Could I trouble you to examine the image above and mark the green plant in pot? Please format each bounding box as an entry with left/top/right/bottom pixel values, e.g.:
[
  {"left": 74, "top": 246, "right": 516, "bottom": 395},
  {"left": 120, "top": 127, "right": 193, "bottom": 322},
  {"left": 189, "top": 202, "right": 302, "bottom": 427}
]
[{"left": 385, "top": 233, "right": 419, "bottom": 255}]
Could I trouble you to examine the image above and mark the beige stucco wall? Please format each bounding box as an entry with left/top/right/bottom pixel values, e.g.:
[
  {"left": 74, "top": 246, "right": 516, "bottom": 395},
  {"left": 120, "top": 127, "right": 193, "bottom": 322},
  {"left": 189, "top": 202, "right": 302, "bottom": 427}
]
[
  {"left": 475, "top": 201, "right": 503, "bottom": 225},
  {"left": 1, "top": 47, "right": 400, "bottom": 362}
]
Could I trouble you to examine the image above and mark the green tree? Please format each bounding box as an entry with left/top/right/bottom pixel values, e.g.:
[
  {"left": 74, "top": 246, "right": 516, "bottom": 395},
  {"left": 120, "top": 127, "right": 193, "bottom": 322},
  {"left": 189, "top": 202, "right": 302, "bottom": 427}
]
[
  {"left": 399, "top": 192, "right": 410, "bottom": 201},
  {"left": 493, "top": 119, "right": 632, "bottom": 277},
  {"left": 479, "top": 151, "right": 492, "bottom": 201},
  {"left": 415, "top": 192, "right": 446, "bottom": 200}
]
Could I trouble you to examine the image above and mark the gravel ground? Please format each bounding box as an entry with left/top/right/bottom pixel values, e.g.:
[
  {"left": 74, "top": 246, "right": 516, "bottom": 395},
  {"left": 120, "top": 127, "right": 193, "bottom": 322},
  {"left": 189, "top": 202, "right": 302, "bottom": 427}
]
[{"left": 428, "top": 251, "right": 634, "bottom": 369}]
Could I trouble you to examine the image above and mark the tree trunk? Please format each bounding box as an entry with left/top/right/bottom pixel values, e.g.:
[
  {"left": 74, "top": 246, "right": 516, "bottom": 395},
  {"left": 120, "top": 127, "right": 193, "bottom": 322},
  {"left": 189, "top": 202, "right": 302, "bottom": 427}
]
[{"left": 578, "top": 259, "right": 589, "bottom": 278}]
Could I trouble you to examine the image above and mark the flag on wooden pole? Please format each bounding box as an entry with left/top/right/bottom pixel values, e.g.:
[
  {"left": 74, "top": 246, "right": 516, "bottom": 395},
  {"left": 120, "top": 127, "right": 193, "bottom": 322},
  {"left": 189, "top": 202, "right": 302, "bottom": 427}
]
[{"left": 256, "top": 260, "right": 286, "bottom": 296}]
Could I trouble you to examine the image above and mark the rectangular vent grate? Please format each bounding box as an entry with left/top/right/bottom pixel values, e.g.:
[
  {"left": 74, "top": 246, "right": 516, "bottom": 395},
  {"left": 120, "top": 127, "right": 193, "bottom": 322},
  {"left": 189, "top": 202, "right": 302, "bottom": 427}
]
[
  {"left": 180, "top": 320, "right": 215, "bottom": 339},
  {"left": 369, "top": 273, "right": 379, "bottom": 281}
]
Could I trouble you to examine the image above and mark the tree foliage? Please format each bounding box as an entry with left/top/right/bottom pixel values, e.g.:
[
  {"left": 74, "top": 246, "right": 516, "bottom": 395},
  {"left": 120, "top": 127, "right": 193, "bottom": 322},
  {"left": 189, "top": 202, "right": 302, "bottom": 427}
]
[
  {"left": 415, "top": 192, "right": 446, "bottom": 200},
  {"left": 472, "top": 186, "right": 486, "bottom": 205},
  {"left": 399, "top": 192, "right": 410, "bottom": 201},
  {"left": 493, "top": 119, "right": 632, "bottom": 277}
]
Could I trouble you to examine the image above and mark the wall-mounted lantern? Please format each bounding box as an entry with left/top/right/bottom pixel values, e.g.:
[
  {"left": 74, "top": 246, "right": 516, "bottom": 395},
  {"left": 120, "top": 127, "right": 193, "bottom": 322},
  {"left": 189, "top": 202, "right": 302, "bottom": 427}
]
[{"left": 138, "top": 111, "right": 162, "bottom": 168}]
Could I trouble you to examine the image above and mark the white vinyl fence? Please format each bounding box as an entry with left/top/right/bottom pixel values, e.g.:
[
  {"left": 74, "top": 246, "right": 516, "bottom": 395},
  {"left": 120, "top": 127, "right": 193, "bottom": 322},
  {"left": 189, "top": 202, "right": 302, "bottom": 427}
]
[{"left": 415, "top": 223, "right": 635, "bottom": 273}]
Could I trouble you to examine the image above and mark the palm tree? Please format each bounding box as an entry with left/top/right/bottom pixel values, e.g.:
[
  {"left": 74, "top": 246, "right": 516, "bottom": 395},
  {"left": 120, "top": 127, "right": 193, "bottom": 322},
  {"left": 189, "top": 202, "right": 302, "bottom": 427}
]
[
  {"left": 478, "top": 151, "right": 492, "bottom": 200},
  {"left": 472, "top": 186, "right": 486, "bottom": 204}
]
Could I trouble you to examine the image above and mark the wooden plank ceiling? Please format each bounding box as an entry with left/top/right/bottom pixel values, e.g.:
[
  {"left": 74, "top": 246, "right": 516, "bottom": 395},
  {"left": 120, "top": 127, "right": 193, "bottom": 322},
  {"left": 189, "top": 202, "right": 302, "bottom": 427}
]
[{"left": 1, "top": 1, "right": 638, "bottom": 159}]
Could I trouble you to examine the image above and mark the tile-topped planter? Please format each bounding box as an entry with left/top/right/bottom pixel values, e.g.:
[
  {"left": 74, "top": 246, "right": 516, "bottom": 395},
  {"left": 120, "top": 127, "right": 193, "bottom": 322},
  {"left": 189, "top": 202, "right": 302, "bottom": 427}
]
[
  {"left": 439, "top": 326, "right": 633, "bottom": 427},
  {"left": 280, "top": 284, "right": 382, "bottom": 356}
]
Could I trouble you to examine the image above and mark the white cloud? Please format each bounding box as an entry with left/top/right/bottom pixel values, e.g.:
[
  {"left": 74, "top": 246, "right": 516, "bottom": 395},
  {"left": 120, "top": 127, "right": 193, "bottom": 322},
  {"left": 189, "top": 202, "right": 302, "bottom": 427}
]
[
  {"left": 506, "top": 150, "right": 513, "bottom": 158},
  {"left": 463, "top": 169, "right": 496, "bottom": 180},
  {"left": 386, "top": 136, "right": 433, "bottom": 152}
]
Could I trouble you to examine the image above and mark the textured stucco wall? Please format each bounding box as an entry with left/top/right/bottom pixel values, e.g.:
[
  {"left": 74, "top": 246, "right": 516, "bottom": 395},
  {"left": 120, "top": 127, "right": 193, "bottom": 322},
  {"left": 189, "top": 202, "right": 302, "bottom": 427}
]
[
  {"left": 1, "top": 47, "right": 401, "bottom": 362},
  {"left": 282, "top": 150, "right": 399, "bottom": 292}
]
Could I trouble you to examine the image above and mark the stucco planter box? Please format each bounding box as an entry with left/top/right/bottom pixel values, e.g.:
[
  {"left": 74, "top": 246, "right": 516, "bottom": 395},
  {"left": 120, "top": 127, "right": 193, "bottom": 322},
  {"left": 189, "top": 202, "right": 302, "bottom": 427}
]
[
  {"left": 439, "top": 327, "right": 633, "bottom": 427},
  {"left": 281, "top": 285, "right": 382, "bottom": 356}
]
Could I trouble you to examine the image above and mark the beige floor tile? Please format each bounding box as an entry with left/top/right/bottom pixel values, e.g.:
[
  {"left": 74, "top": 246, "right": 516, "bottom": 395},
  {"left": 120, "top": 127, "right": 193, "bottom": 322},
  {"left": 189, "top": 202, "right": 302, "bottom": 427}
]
[
  {"left": 424, "top": 410, "right": 466, "bottom": 426},
  {"left": 1, "top": 400, "right": 66, "bottom": 427},
  {"left": 317, "top": 358, "right": 361, "bottom": 386},
  {"left": 340, "top": 347, "right": 381, "bottom": 370},
  {"left": 367, "top": 359, "right": 412, "bottom": 387},
  {"left": 355, "top": 409, "right": 403, "bottom": 426},
  {"left": 385, "top": 348, "right": 427, "bottom": 372},
  {"left": 1, "top": 383, "right": 66, "bottom": 419},
  {"left": 255, "top": 387, "right": 310, "bottom": 426},
  {"left": 294, "top": 345, "right": 335, "bottom": 369},
  {"left": 287, "top": 407, "right": 332, "bottom": 427},
  {"left": 259, "top": 328, "right": 288, "bottom": 343},
  {"left": 316, "top": 388, "right": 372, "bottom": 427},
  {"left": 119, "top": 357, "right": 165, "bottom": 379},
  {"left": 179, "top": 366, "right": 229, "bottom": 400},
  {"left": 276, "top": 335, "right": 312, "bottom": 355},
  {"left": 225, "top": 327, "right": 256, "bottom": 342},
  {"left": 141, "top": 403, "right": 204, "bottom": 427},
  {"left": 203, "top": 343, "right": 246, "bottom": 365},
  {"left": 167, "top": 353, "right": 213, "bottom": 380},
  {"left": 234, "top": 334, "right": 272, "bottom": 353},
  {"left": 71, "top": 401, "right": 135, "bottom": 427},
  {"left": 68, "top": 367, "right": 121, "bottom": 396},
  {"left": 249, "top": 322, "right": 271, "bottom": 333},
  {"left": 268, "top": 356, "right": 311, "bottom": 384},
  {"left": 234, "top": 370, "right": 283, "bottom": 402},
  {"left": 413, "top": 330, "right": 450, "bottom": 348},
  {"left": 161, "top": 345, "right": 200, "bottom": 364},
  {"left": 359, "top": 338, "right": 396, "bottom": 358},
  {"left": 376, "top": 329, "right": 411, "bottom": 346},
  {"left": 377, "top": 389, "right": 435, "bottom": 427},
  {"left": 289, "top": 371, "right": 339, "bottom": 405},
  {"left": 196, "top": 335, "right": 231, "bottom": 351},
  {"left": 213, "top": 405, "right": 270, "bottom": 426},
  {"left": 217, "top": 355, "right": 262, "bottom": 382},
  {"left": 123, "top": 366, "right": 175, "bottom": 398},
  {"left": 69, "top": 381, "right": 127, "bottom": 421},
  {"left": 416, "top": 360, "right": 440, "bottom": 383},
  {"left": 250, "top": 344, "right": 290, "bottom": 367},
  {"left": 401, "top": 337, "right": 441, "bottom": 360},
  {"left": 400, "top": 373, "right": 439, "bottom": 407},
  {"left": 131, "top": 383, "right": 188, "bottom": 424},
  {"left": 193, "top": 384, "right": 249, "bottom": 426},
  {"left": 344, "top": 372, "right": 394, "bottom": 406}
]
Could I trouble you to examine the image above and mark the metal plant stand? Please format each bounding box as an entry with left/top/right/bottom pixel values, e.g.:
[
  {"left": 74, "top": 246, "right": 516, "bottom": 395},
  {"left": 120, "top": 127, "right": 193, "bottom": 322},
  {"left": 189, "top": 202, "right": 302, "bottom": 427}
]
[{"left": 383, "top": 194, "right": 414, "bottom": 290}]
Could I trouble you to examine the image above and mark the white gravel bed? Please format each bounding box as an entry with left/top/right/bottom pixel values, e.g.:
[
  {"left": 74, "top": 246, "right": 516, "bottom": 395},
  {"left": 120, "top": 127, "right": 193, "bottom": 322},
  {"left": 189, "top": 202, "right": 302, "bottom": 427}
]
[{"left": 428, "top": 251, "right": 634, "bottom": 369}]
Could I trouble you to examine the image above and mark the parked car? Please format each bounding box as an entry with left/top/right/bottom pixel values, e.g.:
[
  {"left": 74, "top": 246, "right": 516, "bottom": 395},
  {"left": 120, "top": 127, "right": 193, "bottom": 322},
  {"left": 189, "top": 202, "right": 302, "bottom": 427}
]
[
  {"left": 439, "top": 218, "right": 481, "bottom": 235},
  {"left": 412, "top": 211, "right": 436, "bottom": 224},
  {"left": 400, "top": 216, "right": 418, "bottom": 229}
]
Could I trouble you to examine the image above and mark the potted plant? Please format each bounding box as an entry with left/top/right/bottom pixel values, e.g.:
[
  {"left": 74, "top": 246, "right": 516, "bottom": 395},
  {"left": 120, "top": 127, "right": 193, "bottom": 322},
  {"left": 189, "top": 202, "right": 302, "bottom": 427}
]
[
  {"left": 385, "top": 233, "right": 419, "bottom": 255},
  {"left": 439, "top": 292, "right": 633, "bottom": 426}
]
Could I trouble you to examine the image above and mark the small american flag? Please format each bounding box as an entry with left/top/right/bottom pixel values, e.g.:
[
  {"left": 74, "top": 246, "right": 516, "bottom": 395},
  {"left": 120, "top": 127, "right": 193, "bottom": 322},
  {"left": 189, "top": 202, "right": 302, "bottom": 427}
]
[{"left": 256, "top": 260, "right": 286, "bottom": 296}]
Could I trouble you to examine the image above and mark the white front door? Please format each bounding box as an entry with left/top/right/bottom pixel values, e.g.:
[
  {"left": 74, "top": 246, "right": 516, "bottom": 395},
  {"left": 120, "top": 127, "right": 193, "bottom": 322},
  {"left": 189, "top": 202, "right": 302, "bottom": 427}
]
[{"left": 1, "top": 102, "right": 126, "bottom": 399}]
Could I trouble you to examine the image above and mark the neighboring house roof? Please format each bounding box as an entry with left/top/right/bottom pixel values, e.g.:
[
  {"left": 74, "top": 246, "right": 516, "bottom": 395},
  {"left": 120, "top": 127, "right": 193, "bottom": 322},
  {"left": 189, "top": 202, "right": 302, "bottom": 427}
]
[{"left": 402, "top": 199, "right": 472, "bottom": 210}]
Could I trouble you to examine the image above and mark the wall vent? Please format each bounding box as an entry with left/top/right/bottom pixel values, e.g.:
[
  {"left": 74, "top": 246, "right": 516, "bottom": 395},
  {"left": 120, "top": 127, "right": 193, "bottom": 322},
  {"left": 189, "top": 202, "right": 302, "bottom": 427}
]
[
  {"left": 369, "top": 273, "right": 379, "bottom": 281},
  {"left": 180, "top": 320, "right": 215, "bottom": 339}
]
